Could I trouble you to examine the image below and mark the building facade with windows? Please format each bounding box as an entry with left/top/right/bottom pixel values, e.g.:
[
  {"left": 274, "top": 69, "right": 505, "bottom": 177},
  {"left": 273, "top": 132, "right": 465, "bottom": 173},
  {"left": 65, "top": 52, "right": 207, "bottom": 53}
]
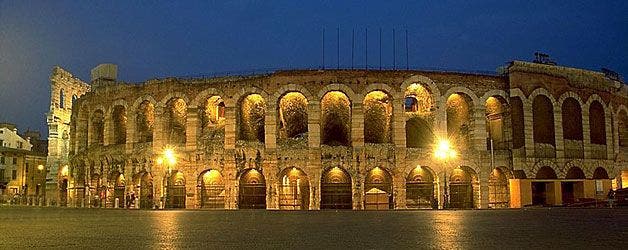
[{"left": 51, "top": 61, "right": 628, "bottom": 209}]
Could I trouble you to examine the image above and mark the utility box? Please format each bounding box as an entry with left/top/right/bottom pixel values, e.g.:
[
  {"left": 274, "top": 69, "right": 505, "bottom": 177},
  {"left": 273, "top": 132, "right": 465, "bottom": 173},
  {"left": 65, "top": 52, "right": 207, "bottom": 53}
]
[{"left": 91, "top": 64, "right": 118, "bottom": 82}]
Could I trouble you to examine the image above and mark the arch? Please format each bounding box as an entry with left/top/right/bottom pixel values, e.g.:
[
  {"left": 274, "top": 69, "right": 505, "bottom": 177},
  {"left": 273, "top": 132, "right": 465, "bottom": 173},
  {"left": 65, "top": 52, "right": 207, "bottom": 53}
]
[
  {"left": 238, "top": 168, "right": 266, "bottom": 209},
  {"left": 443, "top": 86, "right": 480, "bottom": 107},
  {"left": 406, "top": 165, "right": 436, "bottom": 209},
  {"left": 510, "top": 96, "right": 525, "bottom": 149},
  {"left": 271, "top": 84, "right": 315, "bottom": 104},
  {"left": 592, "top": 167, "right": 609, "bottom": 179},
  {"left": 320, "top": 166, "right": 352, "bottom": 209},
  {"left": 190, "top": 88, "right": 225, "bottom": 108},
  {"left": 565, "top": 166, "right": 586, "bottom": 179},
  {"left": 111, "top": 105, "right": 127, "bottom": 145},
  {"left": 446, "top": 92, "right": 474, "bottom": 150},
  {"left": 137, "top": 172, "right": 153, "bottom": 209},
  {"left": 136, "top": 100, "right": 155, "bottom": 143},
  {"left": 362, "top": 83, "right": 398, "bottom": 99},
  {"left": 400, "top": 75, "right": 442, "bottom": 102},
  {"left": 198, "top": 169, "right": 225, "bottom": 209},
  {"left": 480, "top": 90, "right": 508, "bottom": 104},
  {"left": 321, "top": 91, "right": 351, "bottom": 146},
  {"left": 535, "top": 166, "right": 557, "bottom": 179},
  {"left": 278, "top": 167, "right": 310, "bottom": 210},
  {"left": 363, "top": 90, "right": 393, "bottom": 144},
  {"left": 237, "top": 94, "right": 266, "bottom": 142},
  {"left": 485, "top": 96, "right": 508, "bottom": 149},
  {"left": 277, "top": 92, "right": 308, "bottom": 141},
  {"left": 405, "top": 82, "right": 435, "bottom": 148},
  {"left": 589, "top": 100, "right": 607, "bottom": 145},
  {"left": 199, "top": 95, "right": 226, "bottom": 142},
  {"left": 561, "top": 97, "right": 583, "bottom": 140},
  {"left": 532, "top": 95, "right": 556, "bottom": 146},
  {"left": 448, "top": 166, "right": 478, "bottom": 209},
  {"left": 166, "top": 171, "right": 186, "bottom": 209},
  {"left": 317, "top": 84, "right": 358, "bottom": 103},
  {"left": 364, "top": 167, "right": 393, "bottom": 210},
  {"left": 164, "top": 97, "right": 187, "bottom": 145},
  {"left": 89, "top": 109, "right": 105, "bottom": 146},
  {"left": 131, "top": 95, "right": 157, "bottom": 111},
  {"left": 157, "top": 92, "right": 191, "bottom": 108},
  {"left": 488, "top": 167, "right": 511, "bottom": 208},
  {"left": 232, "top": 86, "right": 271, "bottom": 108}
]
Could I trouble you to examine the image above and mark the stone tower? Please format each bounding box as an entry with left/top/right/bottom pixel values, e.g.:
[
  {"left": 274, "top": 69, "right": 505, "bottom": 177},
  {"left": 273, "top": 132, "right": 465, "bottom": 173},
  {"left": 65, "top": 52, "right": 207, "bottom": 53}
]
[{"left": 46, "top": 66, "right": 89, "bottom": 205}]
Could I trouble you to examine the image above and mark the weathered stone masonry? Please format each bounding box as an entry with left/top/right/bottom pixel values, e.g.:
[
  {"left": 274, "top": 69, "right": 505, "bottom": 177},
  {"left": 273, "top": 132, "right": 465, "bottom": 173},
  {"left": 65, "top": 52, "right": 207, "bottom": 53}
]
[{"left": 49, "top": 61, "right": 628, "bottom": 209}]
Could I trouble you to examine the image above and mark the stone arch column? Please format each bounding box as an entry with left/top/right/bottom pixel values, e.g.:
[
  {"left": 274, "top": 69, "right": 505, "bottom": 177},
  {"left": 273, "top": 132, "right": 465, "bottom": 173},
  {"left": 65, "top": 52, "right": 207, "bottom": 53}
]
[
  {"left": 152, "top": 106, "right": 165, "bottom": 151},
  {"left": 308, "top": 101, "right": 321, "bottom": 148},
  {"left": 392, "top": 168, "right": 406, "bottom": 209},
  {"left": 554, "top": 105, "right": 565, "bottom": 159},
  {"left": 582, "top": 103, "right": 592, "bottom": 159},
  {"left": 265, "top": 103, "right": 278, "bottom": 149},
  {"left": 473, "top": 105, "right": 488, "bottom": 151},
  {"left": 223, "top": 100, "right": 237, "bottom": 150},
  {"left": 125, "top": 112, "right": 136, "bottom": 152},
  {"left": 392, "top": 93, "right": 406, "bottom": 148},
  {"left": 522, "top": 99, "right": 535, "bottom": 157},
  {"left": 479, "top": 169, "right": 490, "bottom": 209},
  {"left": 605, "top": 107, "right": 613, "bottom": 160},
  {"left": 351, "top": 101, "right": 365, "bottom": 148}
]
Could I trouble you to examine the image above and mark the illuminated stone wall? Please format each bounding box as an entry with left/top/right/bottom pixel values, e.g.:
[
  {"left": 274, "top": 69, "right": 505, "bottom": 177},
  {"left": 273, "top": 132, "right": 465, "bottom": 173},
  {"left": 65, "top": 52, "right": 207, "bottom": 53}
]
[{"left": 54, "top": 61, "right": 628, "bottom": 210}]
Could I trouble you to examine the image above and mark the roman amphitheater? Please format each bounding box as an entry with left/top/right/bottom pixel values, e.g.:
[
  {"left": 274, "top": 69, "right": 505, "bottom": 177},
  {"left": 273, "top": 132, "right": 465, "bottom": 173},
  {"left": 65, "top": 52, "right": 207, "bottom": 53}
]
[{"left": 46, "top": 60, "right": 628, "bottom": 210}]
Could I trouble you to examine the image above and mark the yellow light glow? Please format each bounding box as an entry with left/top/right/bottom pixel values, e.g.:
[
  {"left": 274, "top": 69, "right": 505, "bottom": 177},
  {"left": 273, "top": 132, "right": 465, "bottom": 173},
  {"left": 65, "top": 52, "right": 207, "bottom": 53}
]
[
  {"left": 164, "top": 148, "right": 176, "bottom": 165},
  {"left": 156, "top": 157, "right": 163, "bottom": 165},
  {"left": 37, "top": 165, "right": 44, "bottom": 171},
  {"left": 61, "top": 165, "right": 69, "bottom": 176},
  {"left": 435, "top": 139, "right": 457, "bottom": 160}
]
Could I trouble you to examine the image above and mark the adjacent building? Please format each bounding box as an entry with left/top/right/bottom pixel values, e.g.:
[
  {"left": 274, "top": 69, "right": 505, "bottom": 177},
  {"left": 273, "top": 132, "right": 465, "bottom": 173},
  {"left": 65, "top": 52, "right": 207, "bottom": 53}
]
[{"left": 49, "top": 60, "right": 628, "bottom": 209}]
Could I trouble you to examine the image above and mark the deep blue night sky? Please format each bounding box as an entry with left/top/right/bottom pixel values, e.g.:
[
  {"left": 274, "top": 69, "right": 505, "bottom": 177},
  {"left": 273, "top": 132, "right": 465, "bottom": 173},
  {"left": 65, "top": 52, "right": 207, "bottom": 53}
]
[{"left": 1, "top": 1, "right": 626, "bottom": 136}]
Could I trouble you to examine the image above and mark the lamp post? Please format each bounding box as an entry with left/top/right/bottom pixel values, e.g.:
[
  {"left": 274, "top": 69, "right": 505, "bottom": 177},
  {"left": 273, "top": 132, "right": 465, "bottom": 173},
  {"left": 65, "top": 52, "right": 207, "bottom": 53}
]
[
  {"left": 434, "top": 139, "right": 457, "bottom": 209},
  {"left": 156, "top": 147, "right": 176, "bottom": 209},
  {"left": 37, "top": 164, "right": 45, "bottom": 206}
]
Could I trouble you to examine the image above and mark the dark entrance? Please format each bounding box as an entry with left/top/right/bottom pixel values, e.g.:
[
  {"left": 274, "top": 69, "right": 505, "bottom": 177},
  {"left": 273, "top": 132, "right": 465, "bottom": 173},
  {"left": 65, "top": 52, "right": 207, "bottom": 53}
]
[
  {"left": 60, "top": 178, "right": 68, "bottom": 207},
  {"left": 199, "top": 169, "right": 225, "bottom": 209},
  {"left": 279, "top": 168, "right": 310, "bottom": 210},
  {"left": 139, "top": 173, "right": 154, "bottom": 209},
  {"left": 364, "top": 167, "right": 393, "bottom": 210},
  {"left": 321, "top": 167, "right": 352, "bottom": 209},
  {"left": 111, "top": 173, "right": 126, "bottom": 208},
  {"left": 448, "top": 167, "right": 475, "bottom": 209},
  {"left": 406, "top": 166, "right": 436, "bottom": 209},
  {"left": 532, "top": 182, "right": 549, "bottom": 205},
  {"left": 238, "top": 169, "right": 266, "bottom": 209},
  {"left": 166, "top": 171, "right": 186, "bottom": 209}
]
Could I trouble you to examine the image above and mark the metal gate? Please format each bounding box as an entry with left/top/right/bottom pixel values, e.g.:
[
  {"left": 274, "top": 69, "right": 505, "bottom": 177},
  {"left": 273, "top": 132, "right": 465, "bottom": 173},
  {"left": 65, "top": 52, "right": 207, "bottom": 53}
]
[
  {"left": 239, "top": 183, "right": 266, "bottom": 209},
  {"left": 532, "top": 182, "right": 548, "bottom": 205},
  {"left": 167, "top": 185, "right": 186, "bottom": 209},
  {"left": 406, "top": 182, "right": 435, "bottom": 209},
  {"left": 488, "top": 179, "right": 509, "bottom": 208},
  {"left": 449, "top": 182, "right": 473, "bottom": 209},
  {"left": 200, "top": 184, "right": 225, "bottom": 209},
  {"left": 321, "top": 183, "right": 352, "bottom": 209},
  {"left": 279, "top": 182, "right": 309, "bottom": 210},
  {"left": 140, "top": 181, "right": 153, "bottom": 209},
  {"left": 114, "top": 186, "right": 125, "bottom": 208},
  {"left": 60, "top": 179, "right": 68, "bottom": 207}
]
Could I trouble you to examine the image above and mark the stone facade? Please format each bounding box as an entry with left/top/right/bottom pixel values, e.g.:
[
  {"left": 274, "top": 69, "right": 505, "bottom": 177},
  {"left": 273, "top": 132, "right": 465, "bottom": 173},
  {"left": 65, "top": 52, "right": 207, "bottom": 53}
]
[{"left": 52, "top": 61, "right": 628, "bottom": 209}]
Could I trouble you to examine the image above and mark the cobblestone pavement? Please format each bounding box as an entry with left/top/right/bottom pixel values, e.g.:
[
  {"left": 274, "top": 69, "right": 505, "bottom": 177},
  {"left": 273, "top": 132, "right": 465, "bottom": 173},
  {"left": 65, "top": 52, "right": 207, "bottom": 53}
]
[{"left": 0, "top": 206, "right": 626, "bottom": 249}]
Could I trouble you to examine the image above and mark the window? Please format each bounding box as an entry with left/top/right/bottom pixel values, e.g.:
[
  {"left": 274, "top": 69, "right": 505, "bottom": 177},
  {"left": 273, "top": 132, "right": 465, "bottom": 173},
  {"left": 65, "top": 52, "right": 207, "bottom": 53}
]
[
  {"left": 12, "top": 170, "right": 17, "bottom": 180},
  {"left": 60, "top": 89, "right": 65, "bottom": 109},
  {"left": 18, "top": 142, "right": 23, "bottom": 149}
]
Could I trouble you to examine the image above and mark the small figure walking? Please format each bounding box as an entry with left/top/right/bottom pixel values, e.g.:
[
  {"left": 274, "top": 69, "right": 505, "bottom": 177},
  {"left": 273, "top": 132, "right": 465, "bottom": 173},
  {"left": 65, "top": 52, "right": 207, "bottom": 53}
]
[{"left": 607, "top": 189, "right": 615, "bottom": 208}]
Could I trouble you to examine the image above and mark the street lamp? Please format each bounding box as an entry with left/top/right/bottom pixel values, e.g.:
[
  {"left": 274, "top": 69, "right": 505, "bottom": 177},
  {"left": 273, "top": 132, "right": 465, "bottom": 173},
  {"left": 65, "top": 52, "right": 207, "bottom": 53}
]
[
  {"left": 434, "top": 138, "right": 457, "bottom": 209},
  {"left": 156, "top": 147, "right": 177, "bottom": 209},
  {"left": 37, "top": 165, "right": 45, "bottom": 206}
]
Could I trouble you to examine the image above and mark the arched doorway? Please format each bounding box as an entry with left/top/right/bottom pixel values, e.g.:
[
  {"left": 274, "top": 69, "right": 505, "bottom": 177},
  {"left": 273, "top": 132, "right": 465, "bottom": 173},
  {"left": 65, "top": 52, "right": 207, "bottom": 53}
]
[
  {"left": 563, "top": 167, "right": 585, "bottom": 205},
  {"left": 321, "top": 91, "right": 352, "bottom": 146},
  {"left": 139, "top": 172, "right": 154, "bottom": 209},
  {"left": 166, "top": 171, "right": 186, "bottom": 209},
  {"left": 532, "top": 166, "right": 557, "bottom": 206},
  {"left": 488, "top": 168, "right": 510, "bottom": 208},
  {"left": 321, "top": 167, "right": 352, "bottom": 209},
  {"left": 89, "top": 174, "right": 103, "bottom": 208},
  {"left": 406, "top": 166, "right": 436, "bottom": 209},
  {"left": 198, "top": 169, "right": 225, "bottom": 209},
  {"left": 279, "top": 167, "right": 310, "bottom": 210},
  {"left": 59, "top": 178, "right": 68, "bottom": 207},
  {"left": 448, "top": 166, "right": 477, "bottom": 209},
  {"left": 364, "top": 167, "right": 393, "bottom": 210},
  {"left": 111, "top": 173, "right": 126, "bottom": 208},
  {"left": 238, "top": 169, "right": 266, "bottom": 209}
]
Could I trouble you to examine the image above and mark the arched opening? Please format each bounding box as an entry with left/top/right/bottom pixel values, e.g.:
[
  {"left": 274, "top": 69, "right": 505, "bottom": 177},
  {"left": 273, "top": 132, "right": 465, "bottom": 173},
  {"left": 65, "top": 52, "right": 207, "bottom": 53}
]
[
  {"left": 277, "top": 92, "right": 308, "bottom": 143},
  {"left": 279, "top": 167, "right": 310, "bottom": 210},
  {"left": 364, "top": 167, "right": 393, "bottom": 210},
  {"left": 406, "top": 166, "right": 436, "bottom": 209},
  {"left": 532, "top": 166, "right": 557, "bottom": 206},
  {"left": 166, "top": 171, "right": 186, "bottom": 209},
  {"left": 59, "top": 89, "right": 65, "bottom": 109},
  {"left": 198, "top": 169, "right": 225, "bottom": 209},
  {"left": 89, "top": 174, "right": 103, "bottom": 208},
  {"left": 405, "top": 83, "right": 434, "bottom": 148},
  {"left": 139, "top": 172, "right": 153, "bottom": 209},
  {"left": 136, "top": 100, "right": 155, "bottom": 143},
  {"left": 364, "top": 91, "right": 393, "bottom": 144},
  {"left": 321, "top": 91, "right": 351, "bottom": 146},
  {"left": 485, "top": 96, "right": 508, "bottom": 149},
  {"left": 488, "top": 168, "right": 510, "bottom": 208},
  {"left": 77, "top": 106, "right": 89, "bottom": 150},
  {"left": 199, "top": 96, "right": 226, "bottom": 142},
  {"left": 510, "top": 97, "right": 525, "bottom": 149},
  {"left": 165, "top": 98, "right": 187, "bottom": 145},
  {"left": 562, "top": 98, "right": 583, "bottom": 158},
  {"left": 593, "top": 167, "right": 609, "bottom": 179},
  {"left": 72, "top": 95, "right": 77, "bottom": 106},
  {"left": 111, "top": 172, "right": 125, "bottom": 208},
  {"left": 238, "top": 94, "right": 266, "bottom": 142},
  {"left": 90, "top": 109, "right": 105, "bottom": 146},
  {"left": 320, "top": 167, "right": 352, "bottom": 209},
  {"left": 238, "top": 169, "right": 266, "bottom": 209},
  {"left": 59, "top": 178, "right": 68, "bottom": 207},
  {"left": 589, "top": 101, "right": 606, "bottom": 145},
  {"left": 563, "top": 166, "right": 586, "bottom": 205},
  {"left": 112, "top": 105, "right": 127, "bottom": 144},
  {"left": 447, "top": 166, "right": 477, "bottom": 209},
  {"left": 532, "top": 95, "right": 555, "bottom": 146},
  {"left": 619, "top": 110, "right": 628, "bottom": 148},
  {"left": 447, "top": 93, "right": 473, "bottom": 150}
]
